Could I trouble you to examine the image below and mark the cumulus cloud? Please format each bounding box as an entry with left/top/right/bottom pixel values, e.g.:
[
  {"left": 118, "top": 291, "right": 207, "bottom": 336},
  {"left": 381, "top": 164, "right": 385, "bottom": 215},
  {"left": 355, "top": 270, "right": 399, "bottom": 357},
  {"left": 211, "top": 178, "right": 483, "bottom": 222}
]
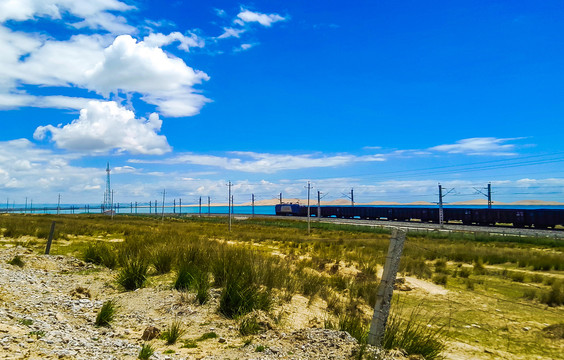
[
  {"left": 85, "top": 35, "right": 210, "bottom": 117},
  {"left": 34, "top": 100, "right": 171, "bottom": 155},
  {"left": 429, "top": 137, "right": 522, "bottom": 156},
  {"left": 0, "top": 0, "right": 134, "bottom": 33},
  {"left": 0, "top": 138, "right": 102, "bottom": 196},
  {"left": 129, "top": 151, "right": 386, "bottom": 173},
  {"left": 236, "top": 9, "right": 286, "bottom": 27}
]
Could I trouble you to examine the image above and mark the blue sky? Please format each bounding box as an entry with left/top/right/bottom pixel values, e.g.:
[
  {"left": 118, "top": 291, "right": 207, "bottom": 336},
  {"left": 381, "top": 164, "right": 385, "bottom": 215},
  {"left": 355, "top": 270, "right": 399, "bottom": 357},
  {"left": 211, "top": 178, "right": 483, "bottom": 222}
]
[{"left": 1, "top": 0, "right": 564, "bottom": 205}]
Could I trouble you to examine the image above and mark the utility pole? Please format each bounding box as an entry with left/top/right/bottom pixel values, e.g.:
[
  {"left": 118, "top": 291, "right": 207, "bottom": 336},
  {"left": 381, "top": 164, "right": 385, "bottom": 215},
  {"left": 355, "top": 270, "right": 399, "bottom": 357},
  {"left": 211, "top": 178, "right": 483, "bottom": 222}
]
[
  {"left": 474, "top": 182, "right": 493, "bottom": 210},
  {"left": 228, "top": 181, "right": 232, "bottom": 232},
  {"left": 149, "top": 201, "right": 152, "bottom": 214},
  {"left": 208, "top": 196, "right": 211, "bottom": 216},
  {"left": 279, "top": 192, "right": 282, "bottom": 204},
  {"left": 57, "top": 194, "right": 61, "bottom": 215},
  {"left": 111, "top": 190, "right": 114, "bottom": 220},
  {"left": 199, "top": 196, "right": 202, "bottom": 217},
  {"left": 173, "top": 199, "right": 176, "bottom": 214},
  {"left": 488, "top": 183, "right": 492, "bottom": 209},
  {"left": 438, "top": 183, "right": 454, "bottom": 227},
  {"left": 179, "top": 198, "right": 182, "bottom": 215},
  {"left": 317, "top": 191, "right": 321, "bottom": 218},
  {"left": 252, "top": 194, "right": 255, "bottom": 217},
  {"left": 161, "top": 189, "right": 166, "bottom": 221},
  {"left": 306, "top": 181, "right": 312, "bottom": 234}
]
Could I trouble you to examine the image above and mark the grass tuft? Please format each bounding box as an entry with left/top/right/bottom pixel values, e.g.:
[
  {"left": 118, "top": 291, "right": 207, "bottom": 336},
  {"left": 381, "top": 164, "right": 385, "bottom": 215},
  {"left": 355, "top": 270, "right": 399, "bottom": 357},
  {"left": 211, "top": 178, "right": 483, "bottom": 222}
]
[
  {"left": 160, "top": 320, "right": 185, "bottom": 345},
  {"left": 117, "top": 257, "right": 148, "bottom": 291},
  {"left": 95, "top": 300, "right": 117, "bottom": 327},
  {"left": 382, "top": 303, "right": 446, "bottom": 360},
  {"left": 138, "top": 343, "right": 154, "bottom": 360}
]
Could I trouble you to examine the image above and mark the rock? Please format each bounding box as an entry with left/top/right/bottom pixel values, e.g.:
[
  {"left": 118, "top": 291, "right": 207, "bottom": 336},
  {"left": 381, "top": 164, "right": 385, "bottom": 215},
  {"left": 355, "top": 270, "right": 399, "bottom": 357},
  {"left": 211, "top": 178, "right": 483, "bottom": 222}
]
[
  {"left": 218, "top": 337, "right": 226, "bottom": 343},
  {"left": 141, "top": 326, "right": 160, "bottom": 341}
]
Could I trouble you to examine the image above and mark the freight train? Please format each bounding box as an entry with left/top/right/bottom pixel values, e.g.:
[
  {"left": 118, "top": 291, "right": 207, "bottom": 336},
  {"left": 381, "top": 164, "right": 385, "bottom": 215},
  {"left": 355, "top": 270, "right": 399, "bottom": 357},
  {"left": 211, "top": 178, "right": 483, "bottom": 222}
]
[{"left": 274, "top": 204, "right": 564, "bottom": 229}]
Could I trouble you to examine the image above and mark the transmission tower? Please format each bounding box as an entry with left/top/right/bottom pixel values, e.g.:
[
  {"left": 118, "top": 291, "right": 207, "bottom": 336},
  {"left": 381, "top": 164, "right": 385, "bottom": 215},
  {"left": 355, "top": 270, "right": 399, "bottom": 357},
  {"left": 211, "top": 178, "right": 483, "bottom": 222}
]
[{"left": 104, "top": 162, "right": 111, "bottom": 210}]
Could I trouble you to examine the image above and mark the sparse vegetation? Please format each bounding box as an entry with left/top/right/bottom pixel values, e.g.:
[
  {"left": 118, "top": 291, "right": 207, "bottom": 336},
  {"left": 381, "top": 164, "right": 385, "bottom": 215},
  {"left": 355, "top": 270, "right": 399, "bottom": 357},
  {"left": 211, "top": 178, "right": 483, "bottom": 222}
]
[
  {"left": 116, "top": 257, "right": 148, "bottom": 291},
  {"left": 197, "top": 332, "right": 218, "bottom": 341},
  {"left": 160, "top": 320, "right": 185, "bottom": 345},
  {"left": 7, "top": 255, "right": 24, "bottom": 267},
  {"left": 382, "top": 304, "right": 446, "bottom": 360},
  {"left": 0, "top": 214, "right": 562, "bottom": 359},
  {"left": 95, "top": 300, "right": 117, "bottom": 327},
  {"left": 138, "top": 343, "right": 154, "bottom": 360}
]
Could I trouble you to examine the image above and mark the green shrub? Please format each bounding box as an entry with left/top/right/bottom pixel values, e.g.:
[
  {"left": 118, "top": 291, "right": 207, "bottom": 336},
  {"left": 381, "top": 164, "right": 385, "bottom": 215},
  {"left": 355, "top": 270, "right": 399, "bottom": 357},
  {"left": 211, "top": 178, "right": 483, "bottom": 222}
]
[
  {"left": 458, "top": 267, "right": 471, "bottom": 278},
  {"left": 95, "top": 300, "right": 117, "bottom": 327},
  {"left": 117, "top": 257, "right": 148, "bottom": 291},
  {"left": 197, "top": 332, "right": 218, "bottom": 341},
  {"left": 400, "top": 256, "right": 432, "bottom": 279},
  {"left": 239, "top": 312, "right": 268, "bottom": 336},
  {"left": 161, "top": 320, "right": 185, "bottom": 345},
  {"left": 152, "top": 246, "right": 175, "bottom": 274},
  {"left": 174, "top": 261, "right": 199, "bottom": 291},
  {"left": 182, "top": 339, "right": 198, "bottom": 348},
  {"left": 255, "top": 345, "right": 266, "bottom": 352},
  {"left": 432, "top": 274, "right": 448, "bottom": 286},
  {"left": 8, "top": 255, "right": 24, "bottom": 268},
  {"left": 138, "top": 344, "right": 154, "bottom": 360},
  {"left": 473, "top": 259, "right": 487, "bottom": 275},
  {"left": 383, "top": 305, "right": 446, "bottom": 360},
  {"left": 219, "top": 278, "right": 271, "bottom": 318},
  {"left": 194, "top": 271, "right": 211, "bottom": 305},
  {"left": 539, "top": 280, "right": 564, "bottom": 307},
  {"left": 84, "top": 243, "right": 117, "bottom": 269}
]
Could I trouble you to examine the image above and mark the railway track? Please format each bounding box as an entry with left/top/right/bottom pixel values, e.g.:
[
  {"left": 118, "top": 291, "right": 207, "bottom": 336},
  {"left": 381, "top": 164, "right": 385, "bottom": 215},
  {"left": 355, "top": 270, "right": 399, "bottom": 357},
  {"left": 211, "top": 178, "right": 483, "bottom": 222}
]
[{"left": 266, "top": 215, "right": 564, "bottom": 239}]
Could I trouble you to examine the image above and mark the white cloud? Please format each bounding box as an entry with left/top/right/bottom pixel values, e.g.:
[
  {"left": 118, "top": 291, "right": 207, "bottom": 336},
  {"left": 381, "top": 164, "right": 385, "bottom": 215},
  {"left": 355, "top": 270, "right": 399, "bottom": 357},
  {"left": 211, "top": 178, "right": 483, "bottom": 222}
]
[
  {"left": 129, "top": 151, "right": 386, "bottom": 173},
  {"left": 429, "top": 137, "right": 522, "bottom": 156},
  {"left": 85, "top": 35, "right": 210, "bottom": 117},
  {"left": 143, "top": 32, "right": 204, "bottom": 51},
  {"left": 217, "top": 27, "right": 245, "bottom": 39},
  {"left": 0, "top": 0, "right": 135, "bottom": 33},
  {"left": 0, "top": 138, "right": 102, "bottom": 197},
  {"left": 33, "top": 100, "right": 171, "bottom": 155},
  {"left": 236, "top": 9, "right": 286, "bottom": 27},
  {"left": 234, "top": 43, "right": 256, "bottom": 52}
]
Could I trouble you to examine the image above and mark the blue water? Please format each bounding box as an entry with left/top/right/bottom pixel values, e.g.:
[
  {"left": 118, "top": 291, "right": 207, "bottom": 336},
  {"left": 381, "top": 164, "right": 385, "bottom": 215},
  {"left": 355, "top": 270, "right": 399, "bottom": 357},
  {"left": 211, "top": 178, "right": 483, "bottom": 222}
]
[{"left": 1, "top": 203, "right": 563, "bottom": 215}]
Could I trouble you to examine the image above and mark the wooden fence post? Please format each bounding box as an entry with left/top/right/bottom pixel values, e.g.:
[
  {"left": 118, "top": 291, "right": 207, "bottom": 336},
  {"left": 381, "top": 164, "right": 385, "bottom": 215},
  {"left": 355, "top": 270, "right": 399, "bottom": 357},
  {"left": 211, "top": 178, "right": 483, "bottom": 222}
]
[
  {"left": 367, "top": 228, "right": 407, "bottom": 347},
  {"left": 44, "top": 221, "right": 56, "bottom": 255}
]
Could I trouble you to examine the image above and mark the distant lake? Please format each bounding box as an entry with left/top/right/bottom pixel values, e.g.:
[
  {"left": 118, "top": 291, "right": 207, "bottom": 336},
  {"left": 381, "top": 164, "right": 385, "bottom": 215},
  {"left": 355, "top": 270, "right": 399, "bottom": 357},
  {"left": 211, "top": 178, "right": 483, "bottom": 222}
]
[{"left": 3, "top": 203, "right": 564, "bottom": 215}]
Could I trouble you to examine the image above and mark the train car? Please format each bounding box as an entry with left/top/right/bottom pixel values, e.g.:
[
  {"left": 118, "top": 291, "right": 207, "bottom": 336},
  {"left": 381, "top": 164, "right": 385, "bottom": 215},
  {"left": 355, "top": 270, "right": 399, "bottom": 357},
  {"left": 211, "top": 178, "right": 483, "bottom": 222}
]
[
  {"left": 274, "top": 203, "right": 301, "bottom": 216},
  {"left": 281, "top": 205, "right": 564, "bottom": 229}
]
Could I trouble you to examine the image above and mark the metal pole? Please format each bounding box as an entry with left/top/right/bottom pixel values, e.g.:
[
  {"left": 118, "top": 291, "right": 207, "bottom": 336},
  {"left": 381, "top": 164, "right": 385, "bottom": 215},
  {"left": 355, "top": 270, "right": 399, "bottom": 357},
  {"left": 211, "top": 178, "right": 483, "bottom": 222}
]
[
  {"left": 279, "top": 192, "right": 282, "bottom": 204},
  {"left": 438, "top": 184, "right": 443, "bottom": 227},
  {"left": 161, "top": 190, "right": 166, "bottom": 221},
  {"left": 199, "top": 196, "right": 202, "bottom": 217},
  {"left": 317, "top": 190, "right": 321, "bottom": 219},
  {"left": 57, "top": 194, "right": 61, "bottom": 215},
  {"left": 179, "top": 198, "right": 182, "bottom": 215},
  {"left": 208, "top": 196, "right": 211, "bottom": 216},
  {"left": 173, "top": 199, "right": 176, "bottom": 214},
  {"left": 45, "top": 221, "right": 56, "bottom": 255},
  {"left": 228, "top": 181, "right": 232, "bottom": 232},
  {"left": 149, "top": 201, "right": 152, "bottom": 214},
  {"left": 307, "top": 181, "right": 311, "bottom": 234},
  {"left": 351, "top": 188, "right": 354, "bottom": 207},
  {"left": 252, "top": 194, "right": 255, "bottom": 217},
  {"left": 487, "top": 183, "right": 492, "bottom": 209}
]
